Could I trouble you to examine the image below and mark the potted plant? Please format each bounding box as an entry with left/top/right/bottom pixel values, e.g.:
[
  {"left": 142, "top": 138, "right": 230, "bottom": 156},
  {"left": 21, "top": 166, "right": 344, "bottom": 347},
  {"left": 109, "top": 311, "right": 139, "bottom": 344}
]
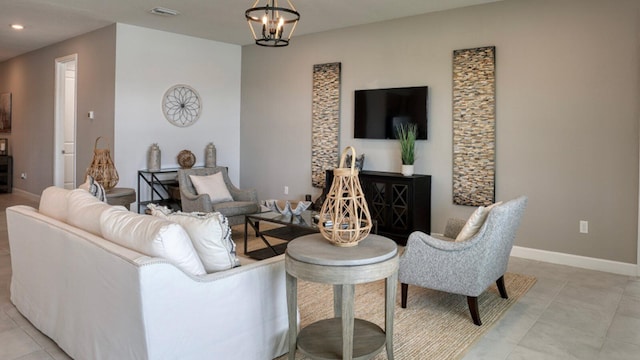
[{"left": 395, "top": 123, "right": 417, "bottom": 176}]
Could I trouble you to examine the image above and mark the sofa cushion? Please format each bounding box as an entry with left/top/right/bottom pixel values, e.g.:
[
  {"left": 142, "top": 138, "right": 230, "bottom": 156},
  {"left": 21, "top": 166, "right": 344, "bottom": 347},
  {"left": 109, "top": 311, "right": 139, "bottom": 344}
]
[
  {"left": 100, "top": 207, "right": 206, "bottom": 276},
  {"left": 151, "top": 209, "right": 239, "bottom": 272},
  {"left": 67, "top": 189, "right": 114, "bottom": 236},
  {"left": 39, "top": 186, "right": 71, "bottom": 222},
  {"left": 455, "top": 202, "right": 502, "bottom": 242},
  {"left": 189, "top": 172, "right": 233, "bottom": 204}
]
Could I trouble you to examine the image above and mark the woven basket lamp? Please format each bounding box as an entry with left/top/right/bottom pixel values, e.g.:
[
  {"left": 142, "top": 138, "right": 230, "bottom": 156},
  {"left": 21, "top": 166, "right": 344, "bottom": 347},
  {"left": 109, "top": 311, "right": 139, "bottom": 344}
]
[{"left": 319, "top": 146, "right": 373, "bottom": 247}]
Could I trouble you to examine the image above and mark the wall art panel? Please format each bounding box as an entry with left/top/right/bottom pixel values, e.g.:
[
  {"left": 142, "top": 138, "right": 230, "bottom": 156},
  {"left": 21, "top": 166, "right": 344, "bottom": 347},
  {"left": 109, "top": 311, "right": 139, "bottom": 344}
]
[
  {"left": 311, "top": 62, "right": 341, "bottom": 188},
  {"left": 452, "top": 46, "right": 496, "bottom": 206}
]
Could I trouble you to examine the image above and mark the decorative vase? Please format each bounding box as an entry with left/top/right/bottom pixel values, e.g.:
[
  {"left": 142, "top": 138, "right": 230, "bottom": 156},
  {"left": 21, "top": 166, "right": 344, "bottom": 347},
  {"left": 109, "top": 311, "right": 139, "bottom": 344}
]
[
  {"left": 319, "top": 146, "right": 373, "bottom": 247},
  {"left": 205, "top": 143, "right": 216, "bottom": 168},
  {"left": 401, "top": 164, "right": 414, "bottom": 176},
  {"left": 147, "top": 143, "right": 161, "bottom": 171}
]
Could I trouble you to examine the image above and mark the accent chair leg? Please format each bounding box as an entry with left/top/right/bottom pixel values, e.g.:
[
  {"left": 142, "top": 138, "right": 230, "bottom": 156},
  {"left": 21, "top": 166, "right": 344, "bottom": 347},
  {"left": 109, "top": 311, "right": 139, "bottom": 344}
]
[
  {"left": 467, "top": 296, "right": 482, "bottom": 326},
  {"left": 401, "top": 283, "right": 408, "bottom": 308},
  {"left": 496, "top": 275, "right": 508, "bottom": 299}
]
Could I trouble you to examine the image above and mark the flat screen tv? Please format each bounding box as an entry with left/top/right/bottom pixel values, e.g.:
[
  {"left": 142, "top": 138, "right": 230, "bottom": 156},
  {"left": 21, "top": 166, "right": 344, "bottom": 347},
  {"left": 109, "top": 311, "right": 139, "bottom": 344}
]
[{"left": 354, "top": 86, "right": 428, "bottom": 140}]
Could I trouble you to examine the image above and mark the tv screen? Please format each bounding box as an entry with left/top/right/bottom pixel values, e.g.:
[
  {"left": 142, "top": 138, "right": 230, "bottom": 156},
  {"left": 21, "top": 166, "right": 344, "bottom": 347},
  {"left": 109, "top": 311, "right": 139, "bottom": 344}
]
[{"left": 354, "top": 86, "right": 428, "bottom": 140}]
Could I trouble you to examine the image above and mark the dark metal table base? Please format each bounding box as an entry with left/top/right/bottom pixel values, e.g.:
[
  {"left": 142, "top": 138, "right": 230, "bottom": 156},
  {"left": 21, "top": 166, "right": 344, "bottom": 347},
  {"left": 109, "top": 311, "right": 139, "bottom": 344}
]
[{"left": 244, "top": 216, "right": 318, "bottom": 260}]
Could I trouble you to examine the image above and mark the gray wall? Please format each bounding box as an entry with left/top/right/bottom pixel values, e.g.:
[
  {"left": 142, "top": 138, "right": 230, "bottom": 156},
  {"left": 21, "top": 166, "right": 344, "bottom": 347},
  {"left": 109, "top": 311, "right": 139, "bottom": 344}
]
[
  {"left": 0, "top": 25, "right": 116, "bottom": 195},
  {"left": 241, "top": 0, "right": 640, "bottom": 263}
]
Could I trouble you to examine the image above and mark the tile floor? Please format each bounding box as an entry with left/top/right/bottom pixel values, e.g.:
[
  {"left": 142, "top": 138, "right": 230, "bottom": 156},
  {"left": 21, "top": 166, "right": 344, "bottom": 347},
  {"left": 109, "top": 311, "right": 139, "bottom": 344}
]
[{"left": 0, "top": 192, "right": 638, "bottom": 359}]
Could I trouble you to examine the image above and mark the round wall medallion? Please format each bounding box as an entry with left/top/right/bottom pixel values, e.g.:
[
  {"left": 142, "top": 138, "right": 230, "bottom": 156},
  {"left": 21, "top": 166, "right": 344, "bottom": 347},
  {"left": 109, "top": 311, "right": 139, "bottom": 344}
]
[{"left": 162, "top": 84, "right": 202, "bottom": 127}]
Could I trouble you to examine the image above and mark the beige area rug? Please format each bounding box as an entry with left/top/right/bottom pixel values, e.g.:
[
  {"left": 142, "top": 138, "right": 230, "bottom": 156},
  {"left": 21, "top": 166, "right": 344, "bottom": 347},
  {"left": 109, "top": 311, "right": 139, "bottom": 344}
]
[{"left": 232, "top": 224, "right": 537, "bottom": 360}]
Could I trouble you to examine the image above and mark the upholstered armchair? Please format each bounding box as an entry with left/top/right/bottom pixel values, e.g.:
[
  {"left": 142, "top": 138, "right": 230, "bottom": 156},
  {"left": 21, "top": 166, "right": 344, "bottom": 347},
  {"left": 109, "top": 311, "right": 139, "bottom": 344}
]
[
  {"left": 178, "top": 167, "right": 260, "bottom": 226},
  {"left": 398, "top": 196, "right": 528, "bottom": 325}
]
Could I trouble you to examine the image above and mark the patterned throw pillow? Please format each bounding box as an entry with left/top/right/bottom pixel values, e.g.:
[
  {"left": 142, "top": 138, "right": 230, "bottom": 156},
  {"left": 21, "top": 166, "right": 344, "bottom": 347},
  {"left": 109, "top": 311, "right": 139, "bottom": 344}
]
[
  {"left": 79, "top": 175, "right": 106, "bottom": 202},
  {"left": 148, "top": 204, "right": 240, "bottom": 272}
]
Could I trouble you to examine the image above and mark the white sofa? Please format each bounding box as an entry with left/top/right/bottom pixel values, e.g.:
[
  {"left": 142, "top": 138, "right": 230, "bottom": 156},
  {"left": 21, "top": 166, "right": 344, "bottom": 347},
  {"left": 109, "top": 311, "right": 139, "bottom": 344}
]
[{"left": 7, "top": 187, "right": 290, "bottom": 360}]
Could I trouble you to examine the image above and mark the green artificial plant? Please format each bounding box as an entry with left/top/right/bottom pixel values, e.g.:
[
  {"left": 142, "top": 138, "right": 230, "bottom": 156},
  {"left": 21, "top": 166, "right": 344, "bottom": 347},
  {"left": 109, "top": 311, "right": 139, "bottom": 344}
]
[{"left": 395, "top": 123, "right": 417, "bottom": 165}]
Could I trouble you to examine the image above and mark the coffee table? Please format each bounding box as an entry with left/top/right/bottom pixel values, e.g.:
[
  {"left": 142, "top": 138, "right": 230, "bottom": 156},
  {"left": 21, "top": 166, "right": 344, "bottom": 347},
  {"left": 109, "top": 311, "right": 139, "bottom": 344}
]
[{"left": 244, "top": 210, "right": 320, "bottom": 260}]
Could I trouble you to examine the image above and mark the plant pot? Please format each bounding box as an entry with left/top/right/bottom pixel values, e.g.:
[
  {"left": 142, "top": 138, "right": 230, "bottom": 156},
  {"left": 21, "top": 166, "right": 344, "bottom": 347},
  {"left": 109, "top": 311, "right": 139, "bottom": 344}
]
[{"left": 401, "top": 164, "right": 414, "bottom": 176}]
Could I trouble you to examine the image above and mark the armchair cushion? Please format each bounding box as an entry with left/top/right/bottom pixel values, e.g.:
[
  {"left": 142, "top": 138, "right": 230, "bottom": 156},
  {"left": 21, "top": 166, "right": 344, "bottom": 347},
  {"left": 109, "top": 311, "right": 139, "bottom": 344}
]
[
  {"left": 214, "top": 201, "right": 260, "bottom": 218},
  {"left": 455, "top": 201, "right": 502, "bottom": 242},
  {"left": 189, "top": 172, "right": 234, "bottom": 204}
]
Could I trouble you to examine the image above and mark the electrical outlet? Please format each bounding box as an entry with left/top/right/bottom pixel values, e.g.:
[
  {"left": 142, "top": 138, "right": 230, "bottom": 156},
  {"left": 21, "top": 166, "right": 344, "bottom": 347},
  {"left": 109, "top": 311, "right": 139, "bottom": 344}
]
[
  {"left": 20, "top": 173, "right": 26, "bottom": 179},
  {"left": 284, "top": 186, "right": 289, "bottom": 195},
  {"left": 579, "top": 220, "right": 588, "bottom": 234}
]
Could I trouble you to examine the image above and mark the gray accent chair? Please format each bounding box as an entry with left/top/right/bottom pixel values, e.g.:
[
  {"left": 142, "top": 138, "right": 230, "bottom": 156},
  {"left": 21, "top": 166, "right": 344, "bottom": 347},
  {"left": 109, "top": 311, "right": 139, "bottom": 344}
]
[
  {"left": 177, "top": 167, "right": 260, "bottom": 226},
  {"left": 398, "top": 196, "right": 528, "bottom": 325}
]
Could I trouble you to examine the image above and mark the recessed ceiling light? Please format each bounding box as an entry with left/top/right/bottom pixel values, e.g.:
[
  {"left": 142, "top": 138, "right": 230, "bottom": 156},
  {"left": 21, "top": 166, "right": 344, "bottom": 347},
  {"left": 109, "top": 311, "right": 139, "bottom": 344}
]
[
  {"left": 149, "top": 7, "right": 180, "bottom": 16},
  {"left": 11, "top": 24, "right": 24, "bottom": 30}
]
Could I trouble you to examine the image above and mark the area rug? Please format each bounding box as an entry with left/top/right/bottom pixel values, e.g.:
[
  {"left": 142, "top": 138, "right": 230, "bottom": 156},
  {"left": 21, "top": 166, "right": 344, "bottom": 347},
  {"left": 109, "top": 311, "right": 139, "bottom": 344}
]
[{"left": 232, "top": 225, "right": 537, "bottom": 360}]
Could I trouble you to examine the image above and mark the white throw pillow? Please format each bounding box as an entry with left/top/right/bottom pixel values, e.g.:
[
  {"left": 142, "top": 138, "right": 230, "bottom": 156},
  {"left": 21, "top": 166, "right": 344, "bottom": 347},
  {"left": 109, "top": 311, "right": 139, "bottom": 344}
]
[
  {"left": 39, "top": 186, "right": 71, "bottom": 222},
  {"left": 67, "top": 189, "right": 114, "bottom": 236},
  {"left": 189, "top": 172, "right": 233, "bottom": 204},
  {"left": 153, "top": 210, "right": 239, "bottom": 272},
  {"left": 100, "top": 207, "right": 206, "bottom": 276},
  {"left": 455, "top": 202, "right": 502, "bottom": 242}
]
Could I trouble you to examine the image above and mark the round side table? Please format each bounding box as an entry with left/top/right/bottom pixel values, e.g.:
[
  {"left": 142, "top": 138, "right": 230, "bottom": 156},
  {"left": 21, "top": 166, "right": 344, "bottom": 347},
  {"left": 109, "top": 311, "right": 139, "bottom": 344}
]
[
  {"left": 285, "top": 233, "right": 398, "bottom": 360},
  {"left": 105, "top": 187, "right": 136, "bottom": 210}
]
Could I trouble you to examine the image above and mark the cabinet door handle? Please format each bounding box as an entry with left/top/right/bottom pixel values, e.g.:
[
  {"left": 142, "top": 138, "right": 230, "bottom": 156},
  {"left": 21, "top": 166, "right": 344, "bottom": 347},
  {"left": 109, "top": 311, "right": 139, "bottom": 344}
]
[{"left": 61, "top": 150, "right": 66, "bottom": 154}]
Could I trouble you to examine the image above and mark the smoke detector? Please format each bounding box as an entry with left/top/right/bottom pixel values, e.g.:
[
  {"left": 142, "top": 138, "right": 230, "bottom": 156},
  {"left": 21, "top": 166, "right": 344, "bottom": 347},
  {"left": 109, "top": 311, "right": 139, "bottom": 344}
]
[{"left": 149, "top": 7, "right": 180, "bottom": 16}]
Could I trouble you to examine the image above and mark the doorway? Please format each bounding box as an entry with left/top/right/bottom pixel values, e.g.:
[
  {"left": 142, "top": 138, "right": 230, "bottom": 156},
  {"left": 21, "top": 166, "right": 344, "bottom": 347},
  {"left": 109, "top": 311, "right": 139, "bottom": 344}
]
[{"left": 54, "top": 54, "right": 77, "bottom": 189}]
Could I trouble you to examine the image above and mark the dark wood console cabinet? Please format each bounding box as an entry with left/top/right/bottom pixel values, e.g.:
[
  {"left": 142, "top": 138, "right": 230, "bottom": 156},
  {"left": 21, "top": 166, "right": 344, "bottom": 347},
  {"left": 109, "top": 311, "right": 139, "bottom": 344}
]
[
  {"left": 0, "top": 156, "right": 12, "bottom": 193},
  {"left": 326, "top": 170, "right": 431, "bottom": 245}
]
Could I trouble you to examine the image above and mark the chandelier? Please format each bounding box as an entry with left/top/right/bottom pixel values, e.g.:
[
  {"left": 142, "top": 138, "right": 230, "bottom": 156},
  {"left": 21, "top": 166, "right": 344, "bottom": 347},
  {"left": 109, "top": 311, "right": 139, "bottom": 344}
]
[{"left": 245, "top": 0, "right": 300, "bottom": 47}]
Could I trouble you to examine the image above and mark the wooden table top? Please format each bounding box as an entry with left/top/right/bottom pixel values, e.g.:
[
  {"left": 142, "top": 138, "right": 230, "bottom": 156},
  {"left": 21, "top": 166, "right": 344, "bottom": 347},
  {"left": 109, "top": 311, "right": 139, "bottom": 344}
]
[{"left": 286, "top": 233, "right": 397, "bottom": 266}]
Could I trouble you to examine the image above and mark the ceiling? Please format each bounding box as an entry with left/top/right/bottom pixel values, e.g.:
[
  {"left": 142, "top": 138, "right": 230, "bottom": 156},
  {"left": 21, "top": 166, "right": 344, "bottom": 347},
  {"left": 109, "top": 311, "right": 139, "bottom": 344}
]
[{"left": 0, "top": 0, "right": 502, "bottom": 62}]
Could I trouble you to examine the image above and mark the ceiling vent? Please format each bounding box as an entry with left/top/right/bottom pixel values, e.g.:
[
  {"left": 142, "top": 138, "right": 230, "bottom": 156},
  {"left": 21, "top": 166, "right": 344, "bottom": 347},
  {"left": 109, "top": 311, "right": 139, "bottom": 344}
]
[{"left": 149, "top": 7, "right": 180, "bottom": 16}]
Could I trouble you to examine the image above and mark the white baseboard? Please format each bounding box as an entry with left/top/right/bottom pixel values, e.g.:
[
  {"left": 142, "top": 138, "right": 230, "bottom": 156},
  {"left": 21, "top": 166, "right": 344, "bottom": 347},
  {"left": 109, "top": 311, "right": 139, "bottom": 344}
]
[
  {"left": 511, "top": 246, "right": 638, "bottom": 277},
  {"left": 10, "top": 188, "right": 40, "bottom": 203}
]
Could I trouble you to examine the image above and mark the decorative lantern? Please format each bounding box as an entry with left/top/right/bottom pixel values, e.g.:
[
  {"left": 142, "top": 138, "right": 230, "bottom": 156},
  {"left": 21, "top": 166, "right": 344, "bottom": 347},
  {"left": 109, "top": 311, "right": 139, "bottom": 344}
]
[
  {"left": 85, "top": 137, "right": 119, "bottom": 191},
  {"left": 319, "top": 146, "right": 373, "bottom": 246}
]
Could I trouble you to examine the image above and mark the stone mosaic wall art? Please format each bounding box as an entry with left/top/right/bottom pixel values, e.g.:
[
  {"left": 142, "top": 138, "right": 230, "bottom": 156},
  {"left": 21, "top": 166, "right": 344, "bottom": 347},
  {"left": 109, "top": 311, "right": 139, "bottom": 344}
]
[
  {"left": 452, "top": 46, "right": 496, "bottom": 206},
  {"left": 311, "top": 62, "right": 341, "bottom": 188}
]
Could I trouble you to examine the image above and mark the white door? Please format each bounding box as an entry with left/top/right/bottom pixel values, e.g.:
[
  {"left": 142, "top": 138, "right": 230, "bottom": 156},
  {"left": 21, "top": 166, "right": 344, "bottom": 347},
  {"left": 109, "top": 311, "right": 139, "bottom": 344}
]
[{"left": 54, "top": 55, "right": 77, "bottom": 189}]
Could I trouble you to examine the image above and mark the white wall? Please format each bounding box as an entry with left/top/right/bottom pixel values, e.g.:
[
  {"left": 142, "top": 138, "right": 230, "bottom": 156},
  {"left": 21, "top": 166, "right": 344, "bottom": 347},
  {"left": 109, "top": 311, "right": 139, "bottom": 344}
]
[
  {"left": 241, "top": 0, "right": 640, "bottom": 264},
  {"left": 114, "top": 24, "right": 242, "bottom": 208}
]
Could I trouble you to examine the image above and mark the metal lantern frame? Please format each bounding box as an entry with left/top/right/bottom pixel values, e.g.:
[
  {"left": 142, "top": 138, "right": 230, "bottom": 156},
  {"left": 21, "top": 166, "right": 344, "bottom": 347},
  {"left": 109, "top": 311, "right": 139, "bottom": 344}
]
[
  {"left": 319, "top": 146, "right": 373, "bottom": 246},
  {"left": 245, "top": 0, "right": 300, "bottom": 47}
]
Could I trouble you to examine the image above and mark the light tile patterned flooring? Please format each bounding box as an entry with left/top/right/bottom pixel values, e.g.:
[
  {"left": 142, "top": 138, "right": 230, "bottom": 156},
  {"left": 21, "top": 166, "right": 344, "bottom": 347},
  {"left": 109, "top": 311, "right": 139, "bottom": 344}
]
[{"left": 0, "top": 192, "right": 639, "bottom": 359}]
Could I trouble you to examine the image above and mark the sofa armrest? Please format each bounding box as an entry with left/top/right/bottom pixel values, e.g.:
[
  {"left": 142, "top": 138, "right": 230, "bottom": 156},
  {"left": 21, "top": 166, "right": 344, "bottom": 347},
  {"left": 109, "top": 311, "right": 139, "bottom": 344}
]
[
  {"left": 138, "top": 255, "right": 290, "bottom": 360},
  {"left": 229, "top": 186, "right": 259, "bottom": 203},
  {"left": 179, "top": 189, "right": 214, "bottom": 213}
]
